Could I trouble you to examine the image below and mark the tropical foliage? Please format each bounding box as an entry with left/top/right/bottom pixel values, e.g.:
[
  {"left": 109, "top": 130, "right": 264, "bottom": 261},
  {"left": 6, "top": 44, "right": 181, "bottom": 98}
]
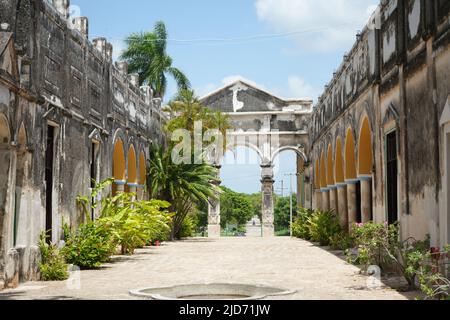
[
  {"left": 147, "top": 144, "right": 221, "bottom": 240},
  {"left": 220, "top": 187, "right": 255, "bottom": 229},
  {"left": 121, "top": 21, "right": 190, "bottom": 98},
  {"left": 274, "top": 196, "right": 297, "bottom": 233},
  {"left": 60, "top": 179, "right": 172, "bottom": 269},
  {"left": 38, "top": 233, "right": 69, "bottom": 281}
]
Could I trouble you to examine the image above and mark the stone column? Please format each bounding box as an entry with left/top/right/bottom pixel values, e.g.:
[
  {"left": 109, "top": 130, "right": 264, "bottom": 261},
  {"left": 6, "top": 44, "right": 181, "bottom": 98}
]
[
  {"left": 321, "top": 188, "right": 330, "bottom": 211},
  {"left": 346, "top": 180, "right": 358, "bottom": 228},
  {"left": 128, "top": 183, "right": 138, "bottom": 201},
  {"left": 114, "top": 180, "right": 126, "bottom": 193},
  {"left": 360, "top": 176, "right": 373, "bottom": 223},
  {"left": 337, "top": 184, "right": 348, "bottom": 230},
  {"left": 314, "top": 189, "right": 322, "bottom": 211},
  {"left": 329, "top": 186, "right": 338, "bottom": 214},
  {"left": 208, "top": 166, "right": 221, "bottom": 238},
  {"left": 261, "top": 164, "right": 275, "bottom": 237}
]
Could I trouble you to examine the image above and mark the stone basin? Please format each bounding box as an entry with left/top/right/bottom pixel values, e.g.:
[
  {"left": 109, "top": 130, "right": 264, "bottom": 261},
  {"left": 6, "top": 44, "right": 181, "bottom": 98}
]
[{"left": 129, "top": 283, "right": 296, "bottom": 300}]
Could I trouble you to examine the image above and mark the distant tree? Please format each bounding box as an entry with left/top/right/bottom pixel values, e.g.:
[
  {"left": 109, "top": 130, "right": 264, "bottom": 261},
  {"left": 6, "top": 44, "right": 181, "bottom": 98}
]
[
  {"left": 220, "top": 187, "right": 254, "bottom": 228},
  {"left": 274, "top": 196, "right": 297, "bottom": 232},
  {"left": 121, "top": 21, "right": 190, "bottom": 98}
]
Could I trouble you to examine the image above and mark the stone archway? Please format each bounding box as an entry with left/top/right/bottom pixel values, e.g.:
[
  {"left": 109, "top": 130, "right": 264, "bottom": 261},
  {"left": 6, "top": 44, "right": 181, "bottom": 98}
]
[
  {"left": 200, "top": 79, "right": 313, "bottom": 237},
  {"left": 126, "top": 145, "right": 137, "bottom": 196}
]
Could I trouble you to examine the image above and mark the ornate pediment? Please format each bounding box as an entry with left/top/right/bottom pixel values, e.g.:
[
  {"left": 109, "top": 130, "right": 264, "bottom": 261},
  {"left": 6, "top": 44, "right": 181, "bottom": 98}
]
[{"left": 200, "top": 79, "right": 312, "bottom": 114}]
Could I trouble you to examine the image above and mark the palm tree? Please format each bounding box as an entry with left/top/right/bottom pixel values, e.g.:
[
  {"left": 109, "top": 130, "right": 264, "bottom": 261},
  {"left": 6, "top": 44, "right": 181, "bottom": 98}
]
[
  {"left": 147, "top": 144, "right": 221, "bottom": 240},
  {"left": 121, "top": 21, "right": 190, "bottom": 98}
]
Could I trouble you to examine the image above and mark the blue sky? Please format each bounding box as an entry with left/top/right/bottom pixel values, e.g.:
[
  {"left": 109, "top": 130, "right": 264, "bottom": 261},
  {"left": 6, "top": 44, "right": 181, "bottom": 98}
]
[{"left": 71, "top": 0, "right": 378, "bottom": 194}]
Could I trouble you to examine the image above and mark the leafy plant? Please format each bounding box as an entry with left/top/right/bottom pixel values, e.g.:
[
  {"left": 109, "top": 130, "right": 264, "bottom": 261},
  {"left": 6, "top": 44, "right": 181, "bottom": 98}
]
[
  {"left": 307, "top": 210, "right": 342, "bottom": 246},
  {"left": 417, "top": 245, "right": 450, "bottom": 300},
  {"left": 61, "top": 222, "right": 115, "bottom": 269},
  {"left": 38, "top": 232, "right": 69, "bottom": 281},
  {"left": 292, "top": 208, "right": 315, "bottom": 240}
]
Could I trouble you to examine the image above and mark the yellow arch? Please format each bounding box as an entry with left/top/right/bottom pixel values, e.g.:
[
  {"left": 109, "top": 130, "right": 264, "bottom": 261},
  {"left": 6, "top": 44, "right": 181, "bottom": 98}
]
[
  {"left": 139, "top": 151, "right": 146, "bottom": 185},
  {"left": 326, "top": 144, "right": 334, "bottom": 186},
  {"left": 335, "top": 137, "right": 345, "bottom": 183},
  {"left": 320, "top": 151, "right": 327, "bottom": 188},
  {"left": 314, "top": 159, "right": 320, "bottom": 189},
  {"left": 345, "top": 128, "right": 357, "bottom": 180},
  {"left": 127, "top": 145, "right": 137, "bottom": 184},
  {"left": 0, "top": 114, "right": 10, "bottom": 143},
  {"left": 113, "top": 139, "right": 126, "bottom": 180},
  {"left": 358, "top": 117, "right": 373, "bottom": 175}
]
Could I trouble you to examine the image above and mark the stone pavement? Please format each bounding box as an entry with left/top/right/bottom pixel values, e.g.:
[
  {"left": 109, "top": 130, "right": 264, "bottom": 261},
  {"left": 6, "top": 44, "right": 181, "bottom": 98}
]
[{"left": 0, "top": 237, "right": 417, "bottom": 300}]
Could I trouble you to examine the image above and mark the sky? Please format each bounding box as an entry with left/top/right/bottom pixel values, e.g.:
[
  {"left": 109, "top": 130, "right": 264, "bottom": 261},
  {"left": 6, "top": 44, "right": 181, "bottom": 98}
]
[{"left": 71, "top": 0, "right": 378, "bottom": 194}]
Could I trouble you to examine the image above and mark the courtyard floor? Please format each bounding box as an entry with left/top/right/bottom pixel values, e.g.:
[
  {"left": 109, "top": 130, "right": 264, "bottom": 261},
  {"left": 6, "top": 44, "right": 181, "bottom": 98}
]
[{"left": 0, "top": 237, "right": 418, "bottom": 300}]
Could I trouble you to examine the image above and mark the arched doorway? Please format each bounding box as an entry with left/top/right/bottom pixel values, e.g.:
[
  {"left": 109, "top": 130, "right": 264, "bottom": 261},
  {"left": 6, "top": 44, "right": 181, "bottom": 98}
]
[
  {"left": 126, "top": 145, "right": 137, "bottom": 195},
  {"left": 0, "top": 114, "right": 11, "bottom": 260},
  {"left": 272, "top": 149, "right": 299, "bottom": 236},
  {"left": 358, "top": 117, "right": 373, "bottom": 222},
  {"left": 138, "top": 151, "right": 146, "bottom": 200},
  {"left": 112, "top": 138, "right": 126, "bottom": 195},
  {"left": 220, "top": 145, "right": 263, "bottom": 237},
  {"left": 345, "top": 128, "right": 361, "bottom": 224},
  {"left": 320, "top": 150, "right": 329, "bottom": 210}
]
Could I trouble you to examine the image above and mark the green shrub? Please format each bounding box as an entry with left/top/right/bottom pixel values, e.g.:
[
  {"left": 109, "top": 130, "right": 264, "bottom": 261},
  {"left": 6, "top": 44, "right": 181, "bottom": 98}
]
[
  {"left": 98, "top": 194, "right": 172, "bottom": 255},
  {"left": 38, "top": 233, "right": 69, "bottom": 281},
  {"left": 292, "top": 208, "right": 314, "bottom": 240},
  {"left": 417, "top": 245, "right": 450, "bottom": 300},
  {"left": 61, "top": 222, "right": 115, "bottom": 269},
  {"left": 178, "top": 216, "right": 195, "bottom": 238},
  {"left": 307, "top": 210, "right": 342, "bottom": 246},
  {"left": 330, "top": 232, "right": 354, "bottom": 251}
]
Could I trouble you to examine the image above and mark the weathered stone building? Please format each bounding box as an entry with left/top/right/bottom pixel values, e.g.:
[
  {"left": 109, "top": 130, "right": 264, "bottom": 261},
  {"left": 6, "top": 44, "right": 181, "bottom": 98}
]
[
  {"left": 309, "top": 0, "right": 450, "bottom": 248},
  {"left": 0, "top": 0, "right": 165, "bottom": 289}
]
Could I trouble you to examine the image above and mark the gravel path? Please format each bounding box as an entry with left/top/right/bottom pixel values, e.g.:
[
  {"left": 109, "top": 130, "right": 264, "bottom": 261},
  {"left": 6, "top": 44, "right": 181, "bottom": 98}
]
[{"left": 0, "top": 237, "right": 417, "bottom": 300}]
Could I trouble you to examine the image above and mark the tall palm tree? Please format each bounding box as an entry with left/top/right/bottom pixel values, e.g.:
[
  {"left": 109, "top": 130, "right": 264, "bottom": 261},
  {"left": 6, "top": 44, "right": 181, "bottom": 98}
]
[
  {"left": 147, "top": 144, "right": 220, "bottom": 240},
  {"left": 121, "top": 21, "right": 190, "bottom": 98}
]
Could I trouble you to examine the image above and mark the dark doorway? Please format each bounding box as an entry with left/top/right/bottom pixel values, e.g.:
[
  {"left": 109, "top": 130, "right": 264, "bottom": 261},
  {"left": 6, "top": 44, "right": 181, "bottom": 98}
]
[
  {"left": 386, "top": 131, "right": 398, "bottom": 225},
  {"left": 356, "top": 181, "right": 362, "bottom": 223},
  {"left": 90, "top": 142, "right": 99, "bottom": 221},
  {"left": 45, "top": 125, "right": 55, "bottom": 242}
]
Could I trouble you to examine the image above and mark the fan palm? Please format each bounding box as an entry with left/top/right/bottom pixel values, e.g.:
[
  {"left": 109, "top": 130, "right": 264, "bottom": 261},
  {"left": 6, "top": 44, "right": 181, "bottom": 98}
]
[
  {"left": 121, "top": 21, "right": 190, "bottom": 98},
  {"left": 147, "top": 144, "right": 221, "bottom": 239}
]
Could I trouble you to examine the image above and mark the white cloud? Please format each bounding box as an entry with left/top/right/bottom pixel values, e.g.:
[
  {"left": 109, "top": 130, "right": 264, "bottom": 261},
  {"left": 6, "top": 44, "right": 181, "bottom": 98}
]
[
  {"left": 255, "top": 0, "right": 378, "bottom": 52},
  {"left": 110, "top": 39, "right": 125, "bottom": 61},
  {"left": 287, "top": 76, "right": 321, "bottom": 100},
  {"left": 197, "top": 75, "right": 320, "bottom": 102}
]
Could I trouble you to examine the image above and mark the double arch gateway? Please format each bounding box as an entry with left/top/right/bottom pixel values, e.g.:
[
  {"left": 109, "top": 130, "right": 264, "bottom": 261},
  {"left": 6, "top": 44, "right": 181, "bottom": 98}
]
[
  {"left": 200, "top": 79, "right": 314, "bottom": 237},
  {"left": 314, "top": 116, "right": 374, "bottom": 230}
]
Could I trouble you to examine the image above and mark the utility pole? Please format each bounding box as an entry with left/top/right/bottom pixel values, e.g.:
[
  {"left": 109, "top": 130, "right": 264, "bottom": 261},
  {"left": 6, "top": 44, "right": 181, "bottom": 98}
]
[{"left": 285, "top": 173, "right": 300, "bottom": 237}]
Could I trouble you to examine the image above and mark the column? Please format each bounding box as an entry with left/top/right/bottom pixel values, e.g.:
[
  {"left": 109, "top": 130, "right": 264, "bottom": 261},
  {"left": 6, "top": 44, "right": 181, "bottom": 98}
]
[
  {"left": 346, "top": 180, "right": 358, "bottom": 228},
  {"left": 128, "top": 183, "right": 138, "bottom": 201},
  {"left": 314, "top": 189, "right": 322, "bottom": 211},
  {"left": 114, "top": 180, "right": 126, "bottom": 193},
  {"left": 261, "top": 164, "right": 275, "bottom": 237},
  {"left": 321, "top": 188, "right": 330, "bottom": 211},
  {"left": 337, "top": 184, "right": 348, "bottom": 230},
  {"left": 329, "top": 186, "right": 338, "bottom": 214},
  {"left": 360, "top": 176, "right": 373, "bottom": 223},
  {"left": 208, "top": 166, "right": 221, "bottom": 238}
]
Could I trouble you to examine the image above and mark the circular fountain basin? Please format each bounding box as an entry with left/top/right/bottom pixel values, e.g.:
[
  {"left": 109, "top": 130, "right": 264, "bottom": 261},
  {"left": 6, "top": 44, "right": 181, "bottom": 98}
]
[{"left": 130, "top": 283, "right": 296, "bottom": 300}]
